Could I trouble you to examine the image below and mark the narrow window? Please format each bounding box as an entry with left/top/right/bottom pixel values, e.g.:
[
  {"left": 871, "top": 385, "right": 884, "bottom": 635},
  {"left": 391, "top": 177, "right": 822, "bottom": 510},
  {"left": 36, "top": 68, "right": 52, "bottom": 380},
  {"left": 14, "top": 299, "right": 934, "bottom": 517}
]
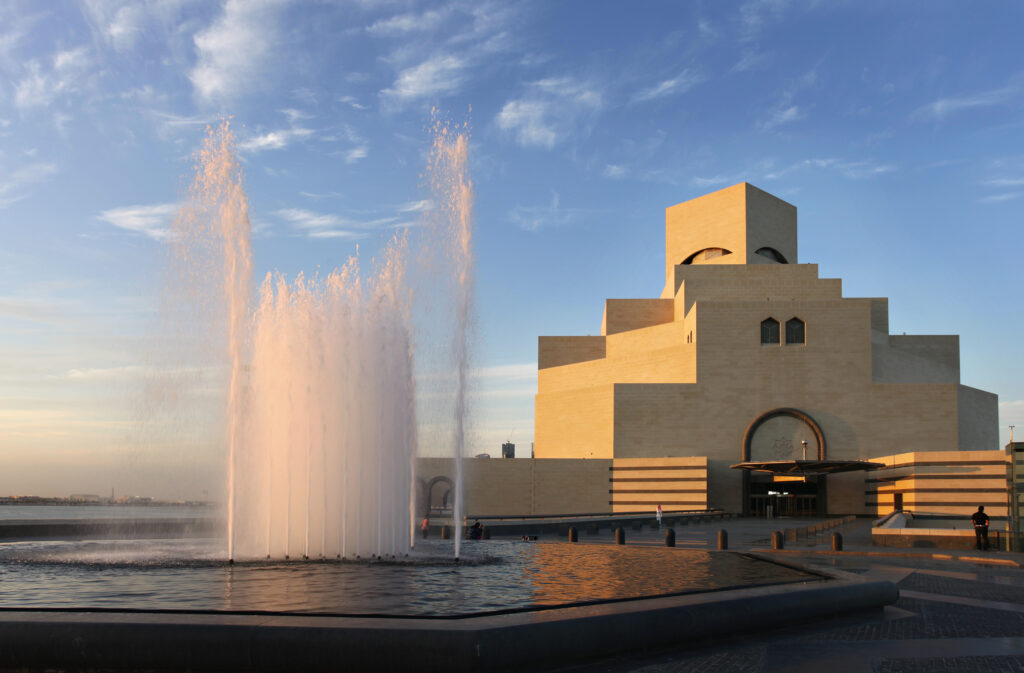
[
  {"left": 761, "top": 318, "right": 780, "bottom": 345},
  {"left": 786, "top": 318, "right": 805, "bottom": 345}
]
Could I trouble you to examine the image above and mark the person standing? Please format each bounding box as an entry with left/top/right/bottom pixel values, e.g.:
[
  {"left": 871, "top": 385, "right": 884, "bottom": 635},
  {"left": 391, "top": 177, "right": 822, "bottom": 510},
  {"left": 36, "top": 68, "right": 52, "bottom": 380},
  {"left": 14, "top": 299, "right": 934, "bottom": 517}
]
[
  {"left": 971, "top": 505, "right": 990, "bottom": 550},
  {"left": 656, "top": 504, "right": 663, "bottom": 528},
  {"left": 421, "top": 516, "right": 430, "bottom": 539}
]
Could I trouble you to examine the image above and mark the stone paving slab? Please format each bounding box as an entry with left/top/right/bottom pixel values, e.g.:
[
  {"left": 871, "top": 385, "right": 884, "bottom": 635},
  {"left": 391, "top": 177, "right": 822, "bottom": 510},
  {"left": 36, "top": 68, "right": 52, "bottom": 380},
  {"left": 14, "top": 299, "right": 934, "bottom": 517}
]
[
  {"left": 898, "top": 573, "right": 1024, "bottom": 605},
  {"left": 874, "top": 655, "right": 1024, "bottom": 673}
]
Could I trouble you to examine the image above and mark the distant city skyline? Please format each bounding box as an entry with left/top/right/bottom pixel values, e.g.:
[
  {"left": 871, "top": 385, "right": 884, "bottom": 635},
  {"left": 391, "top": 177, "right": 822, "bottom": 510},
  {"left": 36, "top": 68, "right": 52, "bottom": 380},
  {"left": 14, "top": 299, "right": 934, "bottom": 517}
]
[{"left": 1, "top": 1, "right": 1022, "bottom": 498}]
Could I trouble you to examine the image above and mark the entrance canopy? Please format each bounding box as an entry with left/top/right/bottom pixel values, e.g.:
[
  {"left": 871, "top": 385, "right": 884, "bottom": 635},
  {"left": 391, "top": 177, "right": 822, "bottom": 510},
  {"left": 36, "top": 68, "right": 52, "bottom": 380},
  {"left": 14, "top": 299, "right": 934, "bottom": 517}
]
[{"left": 730, "top": 460, "right": 885, "bottom": 476}]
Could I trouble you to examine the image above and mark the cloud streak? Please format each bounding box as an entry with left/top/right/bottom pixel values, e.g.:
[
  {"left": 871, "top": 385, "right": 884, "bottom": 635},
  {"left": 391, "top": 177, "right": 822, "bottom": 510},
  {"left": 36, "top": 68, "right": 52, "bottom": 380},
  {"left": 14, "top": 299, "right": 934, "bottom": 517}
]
[
  {"left": 496, "top": 77, "right": 603, "bottom": 149},
  {"left": 912, "top": 85, "right": 1016, "bottom": 122},
  {"left": 508, "top": 191, "right": 589, "bottom": 231},
  {"left": 0, "top": 162, "right": 59, "bottom": 208},
  {"left": 239, "top": 127, "right": 314, "bottom": 153},
  {"left": 380, "top": 54, "right": 466, "bottom": 106},
  {"left": 190, "top": 0, "right": 286, "bottom": 105},
  {"left": 632, "top": 69, "right": 703, "bottom": 103},
  {"left": 96, "top": 203, "right": 177, "bottom": 240},
  {"left": 274, "top": 207, "right": 404, "bottom": 239}
]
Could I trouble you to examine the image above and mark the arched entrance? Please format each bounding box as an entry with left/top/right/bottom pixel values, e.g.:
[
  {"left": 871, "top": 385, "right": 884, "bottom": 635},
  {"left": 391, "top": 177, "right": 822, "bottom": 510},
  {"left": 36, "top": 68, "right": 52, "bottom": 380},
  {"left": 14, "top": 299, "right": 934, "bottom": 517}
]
[
  {"left": 740, "top": 408, "right": 827, "bottom": 517},
  {"left": 424, "top": 476, "right": 454, "bottom": 517}
]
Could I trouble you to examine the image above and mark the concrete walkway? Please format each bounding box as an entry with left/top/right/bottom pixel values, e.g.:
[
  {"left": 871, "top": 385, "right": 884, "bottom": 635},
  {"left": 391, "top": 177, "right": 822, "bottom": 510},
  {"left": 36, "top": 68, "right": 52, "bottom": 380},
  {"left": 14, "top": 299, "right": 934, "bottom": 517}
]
[{"left": 528, "top": 517, "right": 1024, "bottom": 673}]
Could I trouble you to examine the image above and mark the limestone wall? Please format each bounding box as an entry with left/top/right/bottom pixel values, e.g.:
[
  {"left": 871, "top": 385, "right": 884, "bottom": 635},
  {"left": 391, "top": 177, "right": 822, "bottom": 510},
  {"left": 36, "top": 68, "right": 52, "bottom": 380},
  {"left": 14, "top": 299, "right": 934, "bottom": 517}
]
[
  {"left": 416, "top": 457, "right": 611, "bottom": 516},
  {"left": 957, "top": 385, "right": 999, "bottom": 450},
  {"left": 609, "top": 456, "right": 708, "bottom": 513},
  {"left": 866, "top": 450, "right": 1008, "bottom": 518},
  {"left": 871, "top": 333, "right": 959, "bottom": 384},
  {"left": 538, "top": 336, "right": 605, "bottom": 369},
  {"left": 602, "top": 299, "right": 674, "bottom": 336}
]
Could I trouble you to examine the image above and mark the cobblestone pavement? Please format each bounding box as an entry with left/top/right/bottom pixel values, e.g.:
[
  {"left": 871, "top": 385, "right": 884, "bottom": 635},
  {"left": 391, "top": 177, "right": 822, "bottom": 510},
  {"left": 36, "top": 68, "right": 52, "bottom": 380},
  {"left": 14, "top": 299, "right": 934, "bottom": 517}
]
[{"left": 534, "top": 519, "right": 1024, "bottom": 673}]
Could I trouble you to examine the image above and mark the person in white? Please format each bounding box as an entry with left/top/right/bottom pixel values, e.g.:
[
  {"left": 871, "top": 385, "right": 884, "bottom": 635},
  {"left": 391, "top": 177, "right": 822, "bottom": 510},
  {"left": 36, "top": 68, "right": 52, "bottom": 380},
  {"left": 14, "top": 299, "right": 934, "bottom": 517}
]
[{"left": 656, "top": 504, "right": 663, "bottom": 528}]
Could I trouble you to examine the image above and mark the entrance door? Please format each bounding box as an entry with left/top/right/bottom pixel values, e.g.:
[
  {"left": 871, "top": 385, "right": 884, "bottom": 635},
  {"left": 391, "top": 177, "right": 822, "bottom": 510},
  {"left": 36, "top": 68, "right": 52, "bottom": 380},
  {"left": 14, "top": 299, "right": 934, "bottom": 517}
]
[
  {"left": 893, "top": 492, "right": 903, "bottom": 511},
  {"left": 748, "top": 474, "right": 819, "bottom": 517}
]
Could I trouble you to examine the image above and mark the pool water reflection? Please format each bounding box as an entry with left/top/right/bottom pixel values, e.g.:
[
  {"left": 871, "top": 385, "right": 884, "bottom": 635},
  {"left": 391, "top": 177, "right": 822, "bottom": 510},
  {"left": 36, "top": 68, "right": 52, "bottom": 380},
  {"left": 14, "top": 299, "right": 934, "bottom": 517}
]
[{"left": 0, "top": 539, "right": 821, "bottom": 616}]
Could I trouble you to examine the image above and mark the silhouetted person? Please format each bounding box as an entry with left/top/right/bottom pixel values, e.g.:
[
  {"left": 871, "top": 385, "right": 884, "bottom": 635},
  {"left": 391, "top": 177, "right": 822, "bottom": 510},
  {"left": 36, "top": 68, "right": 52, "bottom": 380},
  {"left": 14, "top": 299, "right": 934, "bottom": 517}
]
[
  {"left": 971, "top": 505, "right": 990, "bottom": 550},
  {"left": 468, "top": 520, "right": 483, "bottom": 540}
]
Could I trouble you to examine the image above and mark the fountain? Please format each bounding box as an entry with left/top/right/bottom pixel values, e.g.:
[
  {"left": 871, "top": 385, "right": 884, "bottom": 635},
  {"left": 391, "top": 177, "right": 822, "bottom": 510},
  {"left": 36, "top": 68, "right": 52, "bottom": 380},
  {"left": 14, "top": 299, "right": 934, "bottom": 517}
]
[
  {"left": 167, "top": 120, "right": 472, "bottom": 562},
  {"left": 0, "top": 118, "right": 898, "bottom": 673}
]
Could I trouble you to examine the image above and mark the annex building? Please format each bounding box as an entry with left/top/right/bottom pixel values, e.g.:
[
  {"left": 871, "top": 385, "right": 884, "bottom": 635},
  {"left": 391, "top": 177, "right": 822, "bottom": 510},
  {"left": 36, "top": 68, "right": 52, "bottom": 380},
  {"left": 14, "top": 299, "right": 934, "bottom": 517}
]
[{"left": 420, "top": 183, "right": 1004, "bottom": 519}]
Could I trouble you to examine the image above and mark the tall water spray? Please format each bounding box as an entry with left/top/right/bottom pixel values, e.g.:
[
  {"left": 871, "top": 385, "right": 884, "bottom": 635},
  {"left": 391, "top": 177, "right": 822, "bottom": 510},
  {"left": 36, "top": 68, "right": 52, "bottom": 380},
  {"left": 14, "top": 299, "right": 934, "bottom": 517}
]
[
  {"left": 426, "top": 121, "right": 474, "bottom": 558},
  {"left": 168, "top": 120, "right": 473, "bottom": 561},
  {"left": 170, "top": 122, "right": 252, "bottom": 561}
]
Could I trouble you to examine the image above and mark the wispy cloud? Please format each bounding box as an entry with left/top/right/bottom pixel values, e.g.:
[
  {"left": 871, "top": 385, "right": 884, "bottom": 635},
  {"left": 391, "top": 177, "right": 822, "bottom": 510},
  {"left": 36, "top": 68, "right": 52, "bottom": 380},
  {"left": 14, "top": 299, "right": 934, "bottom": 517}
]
[
  {"left": 496, "top": 77, "right": 603, "bottom": 149},
  {"left": 508, "top": 191, "right": 589, "bottom": 231},
  {"left": 760, "top": 104, "right": 803, "bottom": 130},
  {"left": 344, "top": 146, "right": 368, "bottom": 164},
  {"left": 0, "top": 296, "right": 76, "bottom": 325},
  {"left": 978, "top": 192, "right": 1022, "bottom": 204},
  {"left": 338, "top": 95, "right": 368, "bottom": 111},
  {"left": 398, "top": 199, "right": 433, "bottom": 213},
  {"left": 380, "top": 54, "right": 467, "bottom": 106},
  {"left": 738, "top": 0, "right": 792, "bottom": 40},
  {"left": 145, "top": 110, "right": 214, "bottom": 135},
  {"left": 691, "top": 173, "right": 748, "bottom": 188},
  {"left": 762, "top": 158, "right": 896, "bottom": 180},
  {"left": 0, "top": 162, "right": 59, "bottom": 208},
  {"left": 912, "top": 85, "right": 1016, "bottom": 122},
  {"left": 96, "top": 203, "right": 177, "bottom": 240},
  {"left": 274, "top": 207, "right": 401, "bottom": 239},
  {"left": 367, "top": 9, "right": 445, "bottom": 36},
  {"left": 982, "top": 177, "right": 1024, "bottom": 187},
  {"left": 190, "top": 0, "right": 285, "bottom": 105},
  {"left": 239, "top": 127, "right": 314, "bottom": 153},
  {"left": 731, "top": 50, "right": 770, "bottom": 73},
  {"left": 631, "top": 69, "right": 704, "bottom": 104},
  {"left": 758, "top": 64, "right": 819, "bottom": 131},
  {"left": 14, "top": 46, "right": 91, "bottom": 110}
]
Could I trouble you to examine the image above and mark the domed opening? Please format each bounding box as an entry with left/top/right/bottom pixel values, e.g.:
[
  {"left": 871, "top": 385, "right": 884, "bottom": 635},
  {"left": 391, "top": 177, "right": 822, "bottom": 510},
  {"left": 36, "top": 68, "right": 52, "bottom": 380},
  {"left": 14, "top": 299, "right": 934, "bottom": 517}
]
[
  {"left": 682, "top": 247, "right": 733, "bottom": 265},
  {"left": 755, "top": 247, "right": 788, "bottom": 263}
]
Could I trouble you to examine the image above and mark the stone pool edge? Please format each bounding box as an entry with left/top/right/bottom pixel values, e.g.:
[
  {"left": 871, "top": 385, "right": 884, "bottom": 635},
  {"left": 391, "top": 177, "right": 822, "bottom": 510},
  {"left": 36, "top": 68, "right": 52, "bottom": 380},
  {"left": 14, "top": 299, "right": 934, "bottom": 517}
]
[{"left": 0, "top": 575, "right": 896, "bottom": 673}]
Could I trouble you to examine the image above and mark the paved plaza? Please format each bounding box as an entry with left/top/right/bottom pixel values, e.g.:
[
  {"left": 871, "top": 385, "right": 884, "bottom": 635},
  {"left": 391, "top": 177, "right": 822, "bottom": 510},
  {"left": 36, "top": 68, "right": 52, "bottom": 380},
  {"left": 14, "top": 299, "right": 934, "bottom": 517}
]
[{"left": 527, "top": 517, "right": 1024, "bottom": 673}]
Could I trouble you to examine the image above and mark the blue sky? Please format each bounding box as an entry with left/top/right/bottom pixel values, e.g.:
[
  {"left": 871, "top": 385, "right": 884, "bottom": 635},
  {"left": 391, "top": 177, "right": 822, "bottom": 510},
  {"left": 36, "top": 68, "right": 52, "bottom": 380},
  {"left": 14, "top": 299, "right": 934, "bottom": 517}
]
[{"left": 1, "top": 1, "right": 1022, "bottom": 498}]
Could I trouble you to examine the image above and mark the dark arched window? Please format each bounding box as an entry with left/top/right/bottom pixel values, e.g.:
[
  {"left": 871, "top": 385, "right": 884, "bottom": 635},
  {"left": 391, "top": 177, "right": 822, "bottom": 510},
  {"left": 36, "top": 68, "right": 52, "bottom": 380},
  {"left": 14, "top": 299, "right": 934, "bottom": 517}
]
[
  {"left": 761, "top": 318, "right": 780, "bottom": 345},
  {"left": 755, "top": 247, "right": 788, "bottom": 263},
  {"left": 786, "top": 317, "right": 805, "bottom": 345},
  {"left": 682, "top": 247, "right": 733, "bottom": 265}
]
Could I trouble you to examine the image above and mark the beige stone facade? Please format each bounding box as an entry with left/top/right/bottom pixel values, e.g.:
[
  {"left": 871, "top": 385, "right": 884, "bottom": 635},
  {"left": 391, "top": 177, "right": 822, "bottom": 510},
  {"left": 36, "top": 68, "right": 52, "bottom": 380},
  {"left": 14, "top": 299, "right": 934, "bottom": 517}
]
[
  {"left": 417, "top": 183, "right": 1001, "bottom": 518},
  {"left": 530, "top": 183, "right": 999, "bottom": 517}
]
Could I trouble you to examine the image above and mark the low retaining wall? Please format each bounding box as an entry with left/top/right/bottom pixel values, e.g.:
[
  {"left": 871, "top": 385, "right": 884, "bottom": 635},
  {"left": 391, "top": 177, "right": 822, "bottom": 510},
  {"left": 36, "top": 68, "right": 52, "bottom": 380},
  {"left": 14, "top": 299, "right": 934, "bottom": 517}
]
[
  {"left": 872, "top": 527, "right": 1005, "bottom": 550},
  {"left": 0, "top": 519, "right": 220, "bottom": 541},
  {"left": 430, "top": 511, "right": 734, "bottom": 538},
  {"left": 783, "top": 515, "right": 856, "bottom": 543},
  {"left": 0, "top": 577, "right": 896, "bottom": 673}
]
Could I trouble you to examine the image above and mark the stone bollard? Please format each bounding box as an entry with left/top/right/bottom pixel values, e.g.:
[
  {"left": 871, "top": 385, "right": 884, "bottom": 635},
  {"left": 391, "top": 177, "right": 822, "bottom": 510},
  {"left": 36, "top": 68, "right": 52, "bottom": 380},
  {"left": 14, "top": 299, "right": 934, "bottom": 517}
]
[
  {"left": 615, "top": 527, "right": 626, "bottom": 545},
  {"left": 568, "top": 527, "right": 578, "bottom": 542},
  {"left": 831, "top": 532, "right": 842, "bottom": 551},
  {"left": 771, "top": 530, "right": 784, "bottom": 550},
  {"left": 665, "top": 528, "right": 676, "bottom": 547},
  {"left": 441, "top": 526, "right": 450, "bottom": 540},
  {"left": 717, "top": 529, "right": 728, "bottom": 550}
]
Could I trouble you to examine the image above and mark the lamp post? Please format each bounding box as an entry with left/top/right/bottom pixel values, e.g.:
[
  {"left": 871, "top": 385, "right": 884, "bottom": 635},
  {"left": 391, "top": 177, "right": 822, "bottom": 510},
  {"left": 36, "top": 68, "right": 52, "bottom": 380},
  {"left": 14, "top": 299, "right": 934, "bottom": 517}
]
[
  {"left": 1010, "top": 425, "right": 1017, "bottom": 551},
  {"left": 801, "top": 440, "right": 807, "bottom": 461}
]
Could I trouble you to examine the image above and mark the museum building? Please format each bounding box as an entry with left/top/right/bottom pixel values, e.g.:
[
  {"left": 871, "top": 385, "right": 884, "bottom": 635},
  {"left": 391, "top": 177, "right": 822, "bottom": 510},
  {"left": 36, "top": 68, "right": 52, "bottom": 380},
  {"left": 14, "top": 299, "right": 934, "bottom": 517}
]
[{"left": 420, "top": 183, "right": 1005, "bottom": 519}]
